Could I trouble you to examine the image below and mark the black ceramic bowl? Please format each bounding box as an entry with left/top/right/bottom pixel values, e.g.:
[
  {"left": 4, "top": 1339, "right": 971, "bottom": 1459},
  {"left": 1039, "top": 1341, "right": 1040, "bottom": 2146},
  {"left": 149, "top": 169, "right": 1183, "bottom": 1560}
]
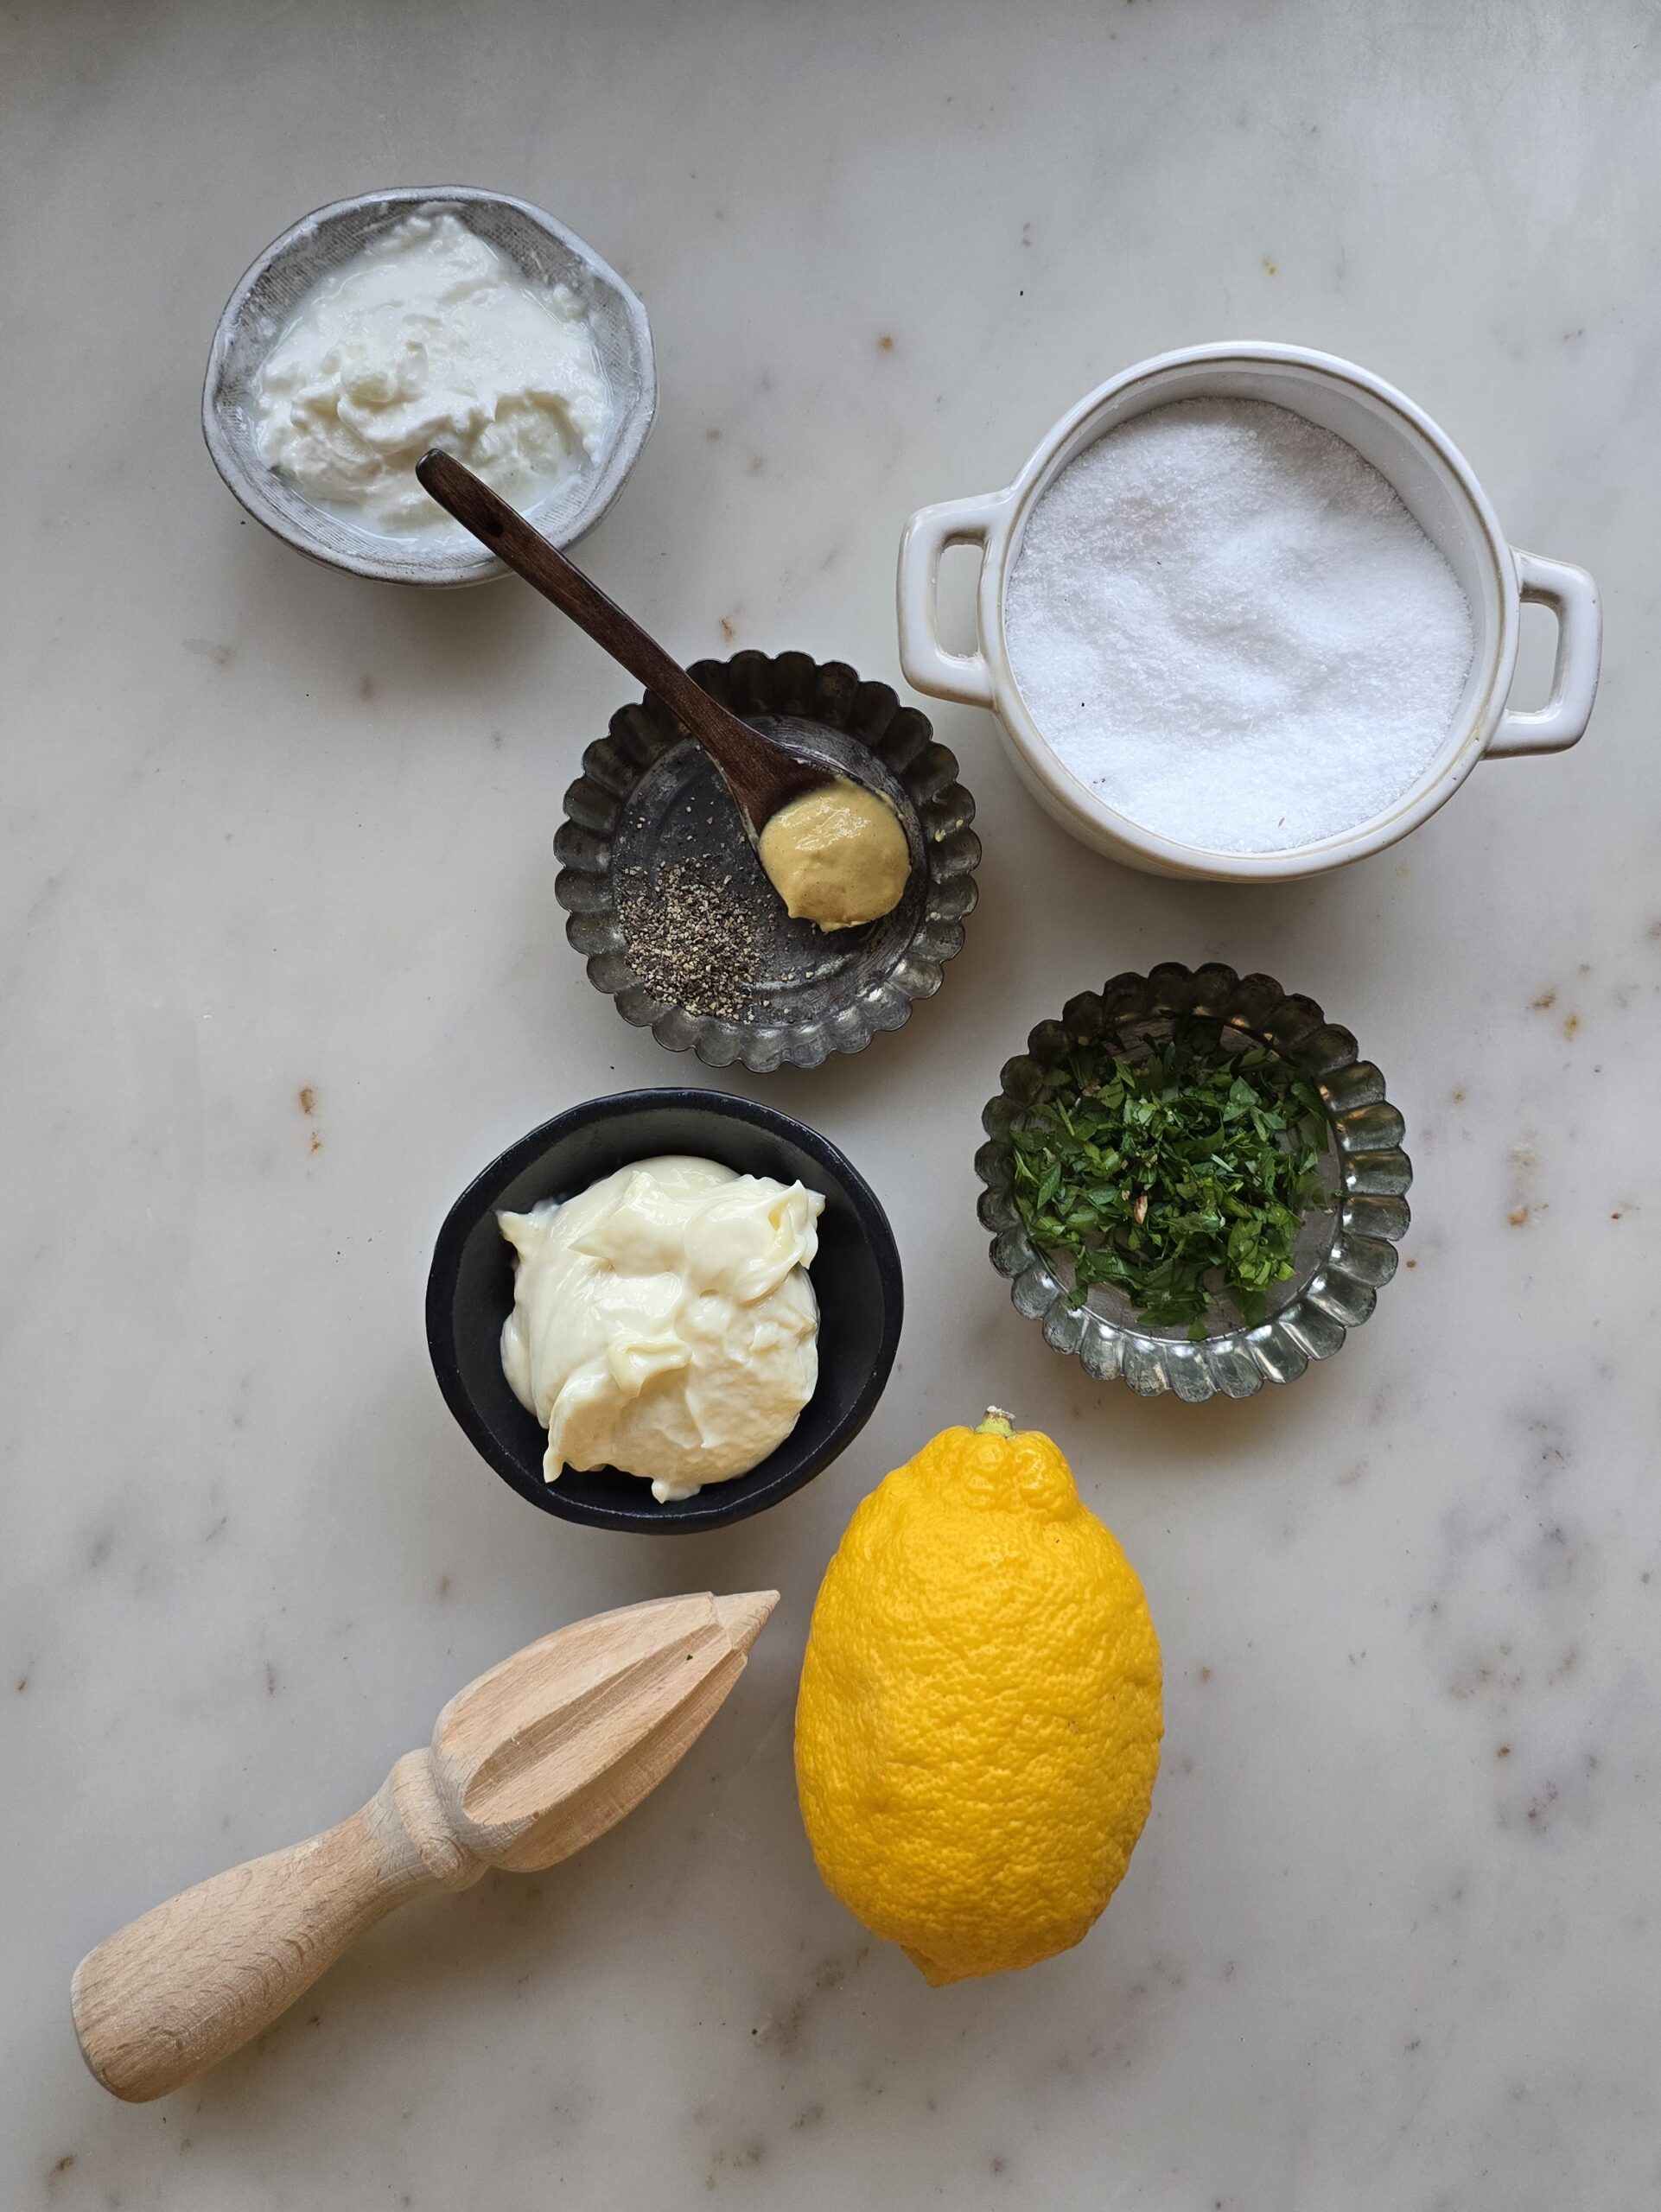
[{"left": 427, "top": 1089, "right": 904, "bottom": 1532}]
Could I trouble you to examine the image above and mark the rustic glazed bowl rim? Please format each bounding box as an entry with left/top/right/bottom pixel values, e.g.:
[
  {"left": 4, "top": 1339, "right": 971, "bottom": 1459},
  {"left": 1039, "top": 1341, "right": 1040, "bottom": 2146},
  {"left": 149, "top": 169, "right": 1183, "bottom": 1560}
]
[
  {"left": 202, "top": 186, "right": 657, "bottom": 587},
  {"left": 975, "top": 962, "right": 1413, "bottom": 1400}
]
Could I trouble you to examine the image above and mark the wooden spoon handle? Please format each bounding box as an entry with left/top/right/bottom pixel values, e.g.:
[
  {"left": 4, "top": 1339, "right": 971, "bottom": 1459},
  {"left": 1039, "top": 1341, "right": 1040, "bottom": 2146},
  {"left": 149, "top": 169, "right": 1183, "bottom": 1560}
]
[
  {"left": 415, "top": 448, "right": 764, "bottom": 797},
  {"left": 71, "top": 1751, "right": 483, "bottom": 2102}
]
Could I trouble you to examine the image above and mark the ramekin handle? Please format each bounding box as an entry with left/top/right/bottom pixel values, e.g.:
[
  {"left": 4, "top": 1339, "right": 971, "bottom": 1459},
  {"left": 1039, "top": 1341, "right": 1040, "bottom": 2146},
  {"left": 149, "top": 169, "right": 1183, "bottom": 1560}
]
[
  {"left": 1486, "top": 550, "right": 1601, "bottom": 759},
  {"left": 896, "top": 493, "right": 1009, "bottom": 708}
]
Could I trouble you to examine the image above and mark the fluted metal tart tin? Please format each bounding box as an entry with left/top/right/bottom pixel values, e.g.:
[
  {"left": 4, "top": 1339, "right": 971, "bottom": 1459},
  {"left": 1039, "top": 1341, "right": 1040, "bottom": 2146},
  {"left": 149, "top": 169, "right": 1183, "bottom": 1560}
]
[
  {"left": 975, "top": 963, "right": 1411, "bottom": 1400},
  {"left": 555, "top": 652, "right": 981, "bottom": 1072}
]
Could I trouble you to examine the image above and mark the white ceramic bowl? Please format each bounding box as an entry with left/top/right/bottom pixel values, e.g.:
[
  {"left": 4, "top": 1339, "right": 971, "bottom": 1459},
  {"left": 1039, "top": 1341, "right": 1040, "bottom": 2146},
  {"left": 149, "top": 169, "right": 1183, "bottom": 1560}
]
[
  {"left": 897, "top": 342, "right": 1601, "bottom": 882},
  {"left": 203, "top": 188, "right": 656, "bottom": 588}
]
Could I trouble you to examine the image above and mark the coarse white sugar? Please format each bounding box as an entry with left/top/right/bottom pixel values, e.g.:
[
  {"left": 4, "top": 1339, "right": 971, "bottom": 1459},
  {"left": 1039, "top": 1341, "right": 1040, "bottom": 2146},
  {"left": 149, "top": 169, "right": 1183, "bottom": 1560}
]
[{"left": 1004, "top": 399, "right": 1475, "bottom": 854}]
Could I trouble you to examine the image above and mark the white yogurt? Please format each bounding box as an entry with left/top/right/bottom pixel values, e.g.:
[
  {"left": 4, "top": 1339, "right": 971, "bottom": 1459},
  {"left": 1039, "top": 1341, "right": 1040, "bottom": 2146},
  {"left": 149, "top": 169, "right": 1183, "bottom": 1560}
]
[{"left": 251, "top": 211, "right": 611, "bottom": 538}]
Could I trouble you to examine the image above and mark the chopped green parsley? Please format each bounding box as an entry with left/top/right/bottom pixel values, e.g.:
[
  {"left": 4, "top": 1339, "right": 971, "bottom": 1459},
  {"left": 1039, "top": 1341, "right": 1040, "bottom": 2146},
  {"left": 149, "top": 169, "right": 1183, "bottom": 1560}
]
[{"left": 1010, "top": 1016, "right": 1329, "bottom": 1338}]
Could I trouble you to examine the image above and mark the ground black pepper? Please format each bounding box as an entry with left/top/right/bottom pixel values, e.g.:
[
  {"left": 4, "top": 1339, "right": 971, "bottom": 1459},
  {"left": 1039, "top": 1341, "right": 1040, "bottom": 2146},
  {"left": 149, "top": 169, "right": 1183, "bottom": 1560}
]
[{"left": 617, "top": 857, "right": 763, "bottom": 1020}]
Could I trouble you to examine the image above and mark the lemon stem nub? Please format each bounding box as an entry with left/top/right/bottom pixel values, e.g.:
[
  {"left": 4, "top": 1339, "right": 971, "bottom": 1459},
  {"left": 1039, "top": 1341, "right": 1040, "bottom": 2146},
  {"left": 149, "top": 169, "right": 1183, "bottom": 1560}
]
[{"left": 976, "top": 1408, "right": 1015, "bottom": 1438}]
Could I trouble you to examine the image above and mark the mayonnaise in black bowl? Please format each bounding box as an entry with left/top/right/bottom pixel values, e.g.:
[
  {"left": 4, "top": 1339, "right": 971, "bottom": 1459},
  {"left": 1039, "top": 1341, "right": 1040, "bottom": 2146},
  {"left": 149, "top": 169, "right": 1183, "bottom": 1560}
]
[{"left": 427, "top": 1089, "right": 903, "bottom": 1533}]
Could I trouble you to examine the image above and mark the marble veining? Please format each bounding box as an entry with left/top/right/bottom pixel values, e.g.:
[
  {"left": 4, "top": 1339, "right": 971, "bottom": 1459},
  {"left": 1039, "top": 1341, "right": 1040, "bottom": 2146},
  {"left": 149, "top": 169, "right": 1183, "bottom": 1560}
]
[{"left": 3, "top": 1, "right": 1658, "bottom": 2206}]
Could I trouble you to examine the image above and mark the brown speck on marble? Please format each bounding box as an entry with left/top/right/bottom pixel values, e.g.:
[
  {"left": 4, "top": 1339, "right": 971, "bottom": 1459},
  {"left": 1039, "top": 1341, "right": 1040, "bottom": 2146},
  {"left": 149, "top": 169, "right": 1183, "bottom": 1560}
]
[
  {"left": 48, "top": 2154, "right": 75, "bottom": 2187},
  {"left": 719, "top": 616, "right": 735, "bottom": 641},
  {"left": 1452, "top": 1088, "right": 1466, "bottom": 1103},
  {"left": 1199, "top": 1665, "right": 1212, "bottom": 1682},
  {"left": 308, "top": 1131, "right": 321, "bottom": 1154},
  {"left": 16, "top": 1675, "right": 25, "bottom": 1692},
  {"left": 1562, "top": 1013, "right": 1580, "bottom": 1039},
  {"left": 762, "top": 1947, "right": 870, "bottom": 2050},
  {"left": 704, "top": 2141, "right": 768, "bottom": 2190},
  {"left": 1405, "top": 1256, "right": 1417, "bottom": 1268},
  {"left": 991, "top": 2153, "right": 1009, "bottom": 2174},
  {"left": 299, "top": 1086, "right": 316, "bottom": 1116},
  {"left": 1531, "top": 989, "right": 1556, "bottom": 1010},
  {"left": 877, "top": 333, "right": 895, "bottom": 352},
  {"left": 1612, "top": 1211, "right": 1623, "bottom": 1221},
  {"left": 437, "top": 1574, "right": 451, "bottom": 1598},
  {"left": 1263, "top": 257, "right": 1278, "bottom": 276},
  {"left": 1510, "top": 1206, "right": 1531, "bottom": 1227},
  {"left": 1498, "top": 1745, "right": 1511, "bottom": 1757}
]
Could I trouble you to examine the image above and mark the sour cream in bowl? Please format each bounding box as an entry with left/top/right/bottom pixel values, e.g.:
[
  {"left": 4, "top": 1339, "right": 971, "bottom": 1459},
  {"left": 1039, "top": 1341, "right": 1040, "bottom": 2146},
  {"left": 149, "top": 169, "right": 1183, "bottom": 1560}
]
[
  {"left": 251, "top": 210, "right": 614, "bottom": 541},
  {"left": 204, "top": 188, "right": 655, "bottom": 586}
]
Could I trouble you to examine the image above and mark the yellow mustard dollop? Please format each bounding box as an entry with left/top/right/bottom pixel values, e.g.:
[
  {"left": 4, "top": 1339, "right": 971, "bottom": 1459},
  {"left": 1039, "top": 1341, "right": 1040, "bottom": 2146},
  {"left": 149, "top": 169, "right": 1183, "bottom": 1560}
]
[{"left": 757, "top": 779, "right": 911, "bottom": 932}]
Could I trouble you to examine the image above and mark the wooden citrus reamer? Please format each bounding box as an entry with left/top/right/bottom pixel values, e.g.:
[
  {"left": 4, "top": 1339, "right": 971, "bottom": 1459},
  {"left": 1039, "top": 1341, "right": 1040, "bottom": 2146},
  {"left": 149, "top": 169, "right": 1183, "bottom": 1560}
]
[{"left": 72, "top": 1591, "right": 777, "bottom": 2101}]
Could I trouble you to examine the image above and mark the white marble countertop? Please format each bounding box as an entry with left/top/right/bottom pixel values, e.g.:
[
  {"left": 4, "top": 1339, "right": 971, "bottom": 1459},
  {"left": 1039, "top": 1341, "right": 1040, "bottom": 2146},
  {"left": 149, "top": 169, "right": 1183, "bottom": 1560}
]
[{"left": 5, "top": 2, "right": 1657, "bottom": 2204}]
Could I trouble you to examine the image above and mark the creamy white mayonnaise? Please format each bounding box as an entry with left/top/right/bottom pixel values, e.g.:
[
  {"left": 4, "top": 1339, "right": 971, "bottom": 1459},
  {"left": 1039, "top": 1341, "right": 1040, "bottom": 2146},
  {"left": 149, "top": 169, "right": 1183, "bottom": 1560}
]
[
  {"left": 252, "top": 211, "right": 611, "bottom": 537},
  {"left": 499, "top": 1155, "right": 824, "bottom": 1503}
]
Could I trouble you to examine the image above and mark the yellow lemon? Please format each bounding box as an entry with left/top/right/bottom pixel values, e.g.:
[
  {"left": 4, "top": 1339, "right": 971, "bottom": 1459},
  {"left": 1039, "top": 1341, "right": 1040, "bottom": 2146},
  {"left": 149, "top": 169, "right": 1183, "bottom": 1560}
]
[{"left": 794, "top": 1410, "right": 1161, "bottom": 1985}]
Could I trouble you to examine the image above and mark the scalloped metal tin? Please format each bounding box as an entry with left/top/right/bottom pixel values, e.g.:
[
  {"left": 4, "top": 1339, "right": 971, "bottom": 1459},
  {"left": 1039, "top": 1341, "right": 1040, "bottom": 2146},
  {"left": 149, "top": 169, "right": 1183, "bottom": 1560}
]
[
  {"left": 974, "top": 963, "right": 1411, "bottom": 1401},
  {"left": 555, "top": 652, "right": 981, "bottom": 1073}
]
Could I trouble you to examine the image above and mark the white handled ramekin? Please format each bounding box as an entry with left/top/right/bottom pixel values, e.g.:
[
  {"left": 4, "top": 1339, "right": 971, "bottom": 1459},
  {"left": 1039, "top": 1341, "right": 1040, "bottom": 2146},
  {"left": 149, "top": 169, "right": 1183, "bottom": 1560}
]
[{"left": 897, "top": 342, "right": 1601, "bottom": 882}]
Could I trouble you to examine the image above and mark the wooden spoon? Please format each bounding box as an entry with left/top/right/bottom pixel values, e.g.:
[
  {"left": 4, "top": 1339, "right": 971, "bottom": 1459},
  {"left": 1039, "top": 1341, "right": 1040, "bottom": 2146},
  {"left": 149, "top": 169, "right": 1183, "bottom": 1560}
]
[
  {"left": 71, "top": 1590, "right": 776, "bottom": 2102},
  {"left": 415, "top": 448, "right": 837, "bottom": 837}
]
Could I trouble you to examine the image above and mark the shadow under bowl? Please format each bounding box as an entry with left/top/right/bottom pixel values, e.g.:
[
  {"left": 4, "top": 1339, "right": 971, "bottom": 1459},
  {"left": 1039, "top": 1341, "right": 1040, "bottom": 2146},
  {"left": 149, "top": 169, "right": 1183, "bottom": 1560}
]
[{"left": 427, "top": 1089, "right": 903, "bottom": 1531}]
